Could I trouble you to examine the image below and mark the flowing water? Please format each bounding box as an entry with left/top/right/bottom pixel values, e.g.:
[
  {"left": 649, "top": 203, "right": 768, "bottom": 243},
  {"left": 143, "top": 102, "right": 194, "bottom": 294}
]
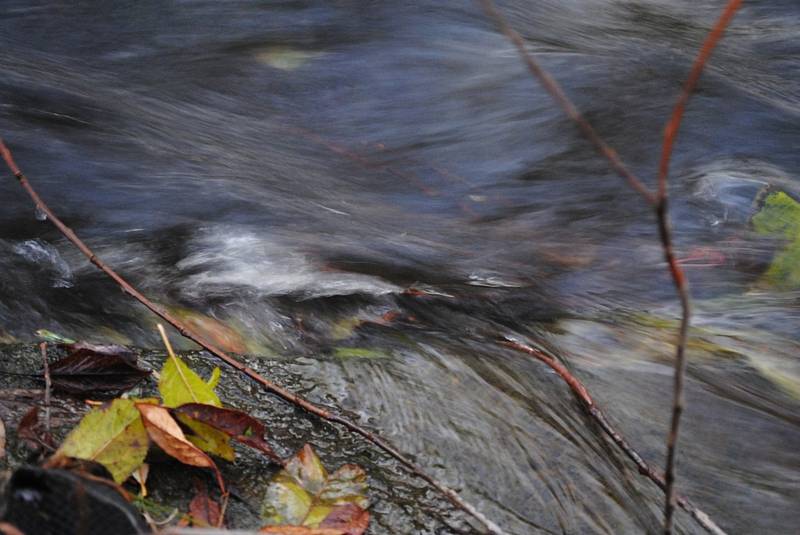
[{"left": 1, "top": 1, "right": 799, "bottom": 533}]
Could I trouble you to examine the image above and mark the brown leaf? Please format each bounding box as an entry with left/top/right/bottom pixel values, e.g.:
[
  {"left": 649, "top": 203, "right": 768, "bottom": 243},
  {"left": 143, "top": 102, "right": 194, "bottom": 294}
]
[
  {"left": 16, "top": 406, "right": 53, "bottom": 450},
  {"left": 173, "top": 403, "right": 280, "bottom": 462},
  {"left": 189, "top": 478, "right": 222, "bottom": 528},
  {"left": 135, "top": 403, "right": 225, "bottom": 493},
  {"left": 259, "top": 527, "right": 344, "bottom": 535},
  {"left": 0, "top": 522, "right": 25, "bottom": 535},
  {"left": 319, "top": 504, "right": 369, "bottom": 535},
  {"left": 47, "top": 343, "right": 150, "bottom": 395}
]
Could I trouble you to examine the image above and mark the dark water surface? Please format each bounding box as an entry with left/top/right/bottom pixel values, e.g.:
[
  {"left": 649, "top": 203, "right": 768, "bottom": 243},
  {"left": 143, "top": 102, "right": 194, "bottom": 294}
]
[{"left": 1, "top": 1, "right": 799, "bottom": 533}]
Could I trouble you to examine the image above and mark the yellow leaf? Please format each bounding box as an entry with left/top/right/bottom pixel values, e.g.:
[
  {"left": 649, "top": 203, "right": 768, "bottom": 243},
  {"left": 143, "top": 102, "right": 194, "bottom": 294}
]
[
  {"left": 55, "top": 398, "right": 148, "bottom": 483},
  {"left": 177, "top": 413, "right": 235, "bottom": 462},
  {"left": 157, "top": 324, "right": 222, "bottom": 408}
]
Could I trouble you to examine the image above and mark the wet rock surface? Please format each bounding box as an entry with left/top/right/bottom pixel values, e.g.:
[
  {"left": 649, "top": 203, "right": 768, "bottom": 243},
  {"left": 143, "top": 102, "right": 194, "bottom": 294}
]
[{"left": 0, "top": 344, "right": 469, "bottom": 534}]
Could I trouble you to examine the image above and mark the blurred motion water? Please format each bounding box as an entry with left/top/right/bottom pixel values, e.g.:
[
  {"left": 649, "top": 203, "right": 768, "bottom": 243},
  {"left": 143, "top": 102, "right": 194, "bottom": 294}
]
[{"left": 1, "top": 1, "right": 799, "bottom": 533}]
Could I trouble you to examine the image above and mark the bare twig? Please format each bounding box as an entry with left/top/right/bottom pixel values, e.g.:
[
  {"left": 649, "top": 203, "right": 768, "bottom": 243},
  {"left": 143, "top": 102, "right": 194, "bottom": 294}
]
[
  {"left": 501, "top": 339, "right": 726, "bottom": 535},
  {"left": 480, "top": 1, "right": 740, "bottom": 533},
  {"left": 478, "top": 0, "right": 655, "bottom": 205},
  {"left": 40, "top": 341, "right": 51, "bottom": 434},
  {"left": 0, "top": 139, "right": 506, "bottom": 535},
  {"left": 657, "top": 3, "right": 742, "bottom": 532}
]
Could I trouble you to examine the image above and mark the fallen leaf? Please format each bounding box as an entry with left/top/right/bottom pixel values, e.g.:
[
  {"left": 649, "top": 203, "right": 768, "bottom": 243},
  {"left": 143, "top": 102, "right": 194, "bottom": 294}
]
[
  {"left": 752, "top": 191, "right": 800, "bottom": 288},
  {"left": 260, "top": 527, "right": 344, "bottom": 535},
  {"left": 0, "top": 522, "right": 25, "bottom": 535},
  {"left": 16, "top": 406, "right": 54, "bottom": 450},
  {"left": 46, "top": 342, "right": 150, "bottom": 395},
  {"left": 177, "top": 413, "right": 236, "bottom": 462},
  {"left": 35, "top": 329, "right": 76, "bottom": 344},
  {"left": 158, "top": 322, "right": 221, "bottom": 408},
  {"left": 158, "top": 352, "right": 221, "bottom": 408},
  {"left": 319, "top": 504, "right": 370, "bottom": 535},
  {"left": 169, "top": 308, "right": 248, "bottom": 354},
  {"left": 261, "top": 444, "right": 369, "bottom": 533},
  {"left": 135, "top": 403, "right": 225, "bottom": 493},
  {"left": 132, "top": 463, "right": 150, "bottom": 497},
  {"left": 174, "top": 403, "right": 280, "bottom": 462},
  {"left": 53, "top": 398, "right": 149, "bottom": 483},
  {"left": 189, "top": 478, "right": 223, "bottom": 528},
  {"left": 16, "top": 406, "right": 39, "bottom": 449}
]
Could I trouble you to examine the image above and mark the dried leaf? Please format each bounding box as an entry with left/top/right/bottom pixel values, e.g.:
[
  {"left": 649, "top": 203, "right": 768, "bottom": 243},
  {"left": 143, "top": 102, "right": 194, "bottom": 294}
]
[
  {"left": 320, "top": 465, "right": 368, "bottom": 508},
  {"left": 16, "top": 406, "right": 54, "bottom": 450},
  {"left": 54, "top": 398, "right": 149, "bottom": 483},
  {"left": 46, "top": 342, "right": 150, "bottom": 395},
  {"left": 158, "top": 355, "right": 221, "bottom": 408},
  {"left": 132, "top": 463, "right": 150, "bottom": 497},
  {"left": 260, "top": 527, "right": 344, "bottom": 535},
  {"left": 284, "top": 444, "right": 328, "bottom": 496},
  {"left": 0, "top": 522, "right": 25, "bottom": 535},
  {"left": 189, "top": 479, "right": 222, "bottom": 528},
  {"left": 319, "top": 504, "right": 370, "bottom": 535},
  {"left": 135, "top": 403, "right": 225, "bottom": 493},
  {"left": 174, "top": 403, "right": 280, "bottom": 462},
  {"left": 170, "top": 308, "right": 248, "bottom": 354},
  {"left": 261, "top": 445, "right": 369, "bottom": 533},
  {"left": 176, "top": 413, "right": 235, "bottom": 462}
]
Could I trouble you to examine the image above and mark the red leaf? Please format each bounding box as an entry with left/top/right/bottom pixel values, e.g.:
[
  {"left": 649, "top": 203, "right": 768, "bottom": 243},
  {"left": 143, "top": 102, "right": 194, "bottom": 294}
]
[
  {"left": 47, "top": 343, "right": 150, "bottom": 395},
  {"left": 17, "top": 406, "right": 54, "bottom": 450},
  {"left": 189, "top": 479, "right": 222, "bottom": 528},
  {"left": 173, "top": 403, "right": 280, "bottom": 463},
  {"left": 319, "top": 504, "right": 370, "bottom": 535}
]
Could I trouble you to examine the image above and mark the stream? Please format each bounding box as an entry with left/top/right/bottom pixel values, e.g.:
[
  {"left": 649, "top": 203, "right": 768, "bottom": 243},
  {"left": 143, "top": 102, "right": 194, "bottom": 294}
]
[{"left": 1, "top": 1, "right": 799, "bottom": 533}]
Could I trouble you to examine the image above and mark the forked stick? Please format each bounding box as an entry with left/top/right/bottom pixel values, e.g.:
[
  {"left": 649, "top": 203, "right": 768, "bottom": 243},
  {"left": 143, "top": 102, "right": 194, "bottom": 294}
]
[{"left": 479, "top": 1, "right": 741, "bottom": 532}]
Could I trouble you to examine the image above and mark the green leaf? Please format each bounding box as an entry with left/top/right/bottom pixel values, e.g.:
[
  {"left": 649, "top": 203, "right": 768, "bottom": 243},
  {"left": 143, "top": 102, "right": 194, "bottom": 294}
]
[
  {"left": 752, "top": 191, "right": 800, "bottom": 288},
  {"left": 35, "top": 329, "right": 76, "bottom": 344},
  {"left": 263, "top": 477, "right": 314, "bottom": 526},
  {"left": 261, "top": 444, "right": 369, "bottom": 529},
  {"left": 55, "top": 398, "right": 148, "bottom": 483},
  {"left": 158, "top": 355, "right": 221, "bottom": 408},
  {"left": 176, "top": 413, "right": 235, "bottom": 462}
]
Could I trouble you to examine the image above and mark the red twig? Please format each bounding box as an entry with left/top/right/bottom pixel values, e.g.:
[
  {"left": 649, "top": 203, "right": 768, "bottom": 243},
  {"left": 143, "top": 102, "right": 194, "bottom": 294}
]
[
  {"left": 501, "top": 339, "right": 725, "bottom": 535},
  {"left": 478, "top": 0, "right": 655, "bottom": 205},
  {"left": 658, "top": 2, "right": 742, "bottom": 532},
  {"left": 480, "top": 1, "right": 740, "bottom": 533},
  {"left": 0, "top": 139, "right": 506, "bottom": 535}
]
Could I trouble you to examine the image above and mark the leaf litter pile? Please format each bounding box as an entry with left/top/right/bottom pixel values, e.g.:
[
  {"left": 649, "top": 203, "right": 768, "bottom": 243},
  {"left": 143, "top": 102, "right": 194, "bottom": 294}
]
[{"left": 0, "top": 325, "right": 457, "bottom": 534}]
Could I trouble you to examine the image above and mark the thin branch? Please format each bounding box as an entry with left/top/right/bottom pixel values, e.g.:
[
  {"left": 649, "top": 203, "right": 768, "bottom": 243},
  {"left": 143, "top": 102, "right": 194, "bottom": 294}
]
[
  {"left": 478, "top": 0, "right": 656, "bottom": 205},
  {"left": 480, "top": 1, "right": 740, "bottom": 533},
  {"left": 501, "top": 339, "right": 726, "bottom": 535},
  {"left": 658, "top": 2, "right": 742, "bottom": 532},
  {"left": 0, "top": 139, "right": 507, "bottom": 535}
]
